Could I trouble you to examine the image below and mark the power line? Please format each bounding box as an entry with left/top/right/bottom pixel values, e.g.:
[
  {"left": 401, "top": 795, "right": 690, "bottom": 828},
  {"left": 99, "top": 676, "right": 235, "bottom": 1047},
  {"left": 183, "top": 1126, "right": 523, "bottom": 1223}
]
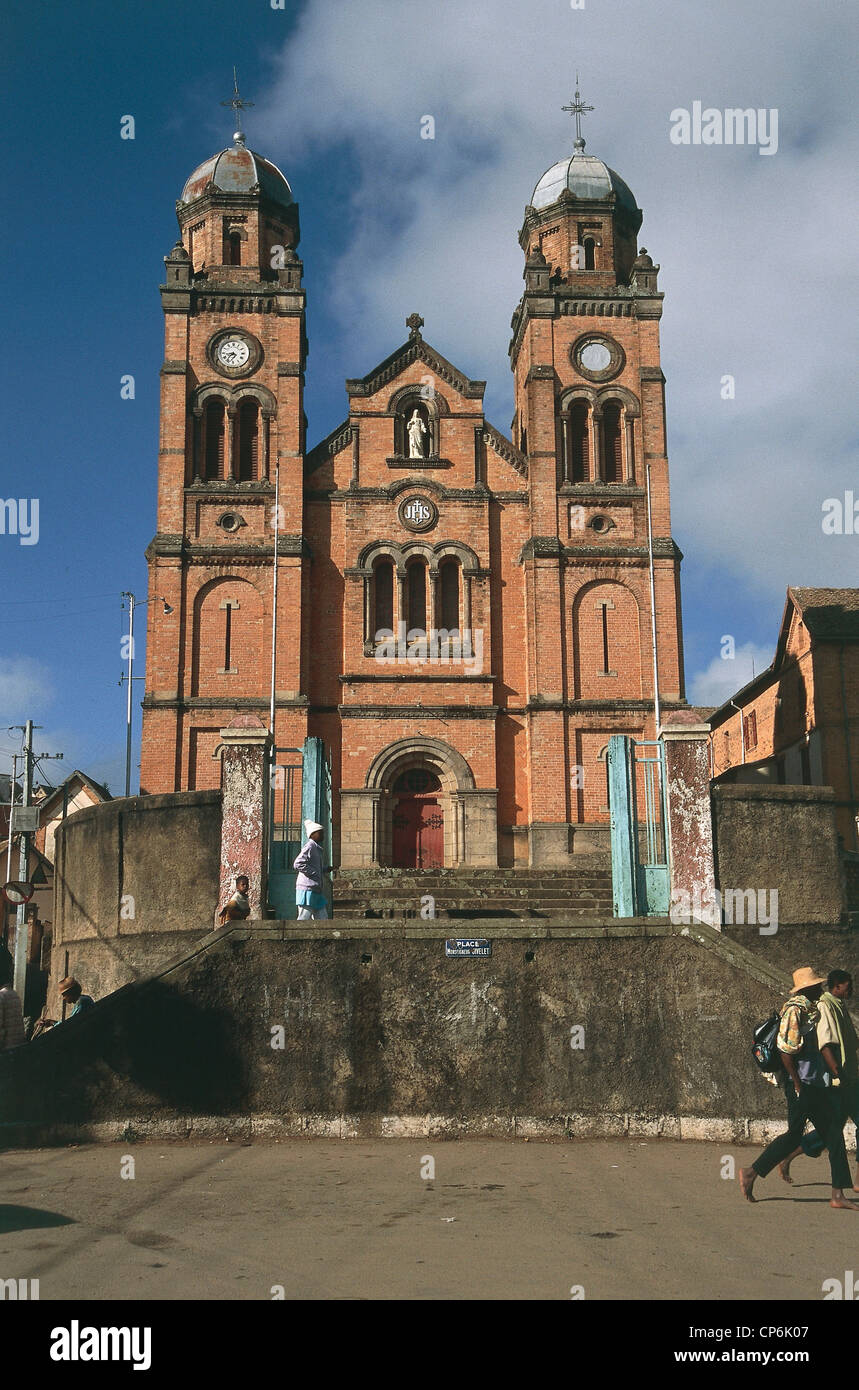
[{"left": 0, "top": 590, "right": 120, "bottom": 607}]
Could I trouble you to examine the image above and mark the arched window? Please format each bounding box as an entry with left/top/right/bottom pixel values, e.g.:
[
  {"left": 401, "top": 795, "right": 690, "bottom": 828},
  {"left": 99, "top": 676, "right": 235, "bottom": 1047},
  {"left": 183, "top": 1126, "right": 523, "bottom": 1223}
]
[
  {"left": 583, "top": 237, "right": 596, "bottom": 270},
  {"left": 602, "top": 401, "right": 623, "bottom": 483},
  {"left": 439, "top": 558, "right": 460, "bottom": 631},
  {"left": 204, "top": 400, "right": 226, "bottom": 480},
  {"left": 373, "top": 558, "right": 394, "bottom": 637},
  {"left": 406, "top": 558, "right": 427, "bottom": 634},
  {"left": 237, "top": 400, "right": 259, "bottom": 481},
  {"left": 226, "top": 232, "right": 242, "bottom": 266},
  {"left": 570, "top": 401, "right": 590, "bottom": 483}
]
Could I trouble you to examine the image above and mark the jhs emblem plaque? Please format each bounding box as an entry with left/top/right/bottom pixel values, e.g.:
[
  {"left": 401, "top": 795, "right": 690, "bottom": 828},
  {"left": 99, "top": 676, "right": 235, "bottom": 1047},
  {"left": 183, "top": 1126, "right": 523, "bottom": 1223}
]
[{"left": 398, "top": 494, "right": 438, "bottom": 532}]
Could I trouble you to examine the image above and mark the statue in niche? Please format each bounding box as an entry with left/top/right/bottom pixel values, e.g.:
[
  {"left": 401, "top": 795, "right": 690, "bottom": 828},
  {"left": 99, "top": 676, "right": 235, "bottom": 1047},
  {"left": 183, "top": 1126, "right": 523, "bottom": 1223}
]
[{"left": 407, "top": 408, "right": 429, "bottom": 458}]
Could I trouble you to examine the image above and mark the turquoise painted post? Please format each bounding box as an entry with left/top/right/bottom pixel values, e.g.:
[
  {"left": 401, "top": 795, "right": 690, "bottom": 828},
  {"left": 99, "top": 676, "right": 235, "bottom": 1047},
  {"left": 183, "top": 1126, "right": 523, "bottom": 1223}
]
[
  {"left": 608, "top": 735, "right": 637, "bottom": 917},
  {"left": 302, "top": 736, "right": 333, "bottom": 915}
]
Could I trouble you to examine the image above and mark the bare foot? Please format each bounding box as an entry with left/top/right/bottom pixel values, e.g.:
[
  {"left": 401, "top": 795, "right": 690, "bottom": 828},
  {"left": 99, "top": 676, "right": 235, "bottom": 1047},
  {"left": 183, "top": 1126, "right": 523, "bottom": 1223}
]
[
  {"left": 852, "top": 1173, "right": 859, "bottom": 1193},
  {"left": 778, "top": 1159, "right": 794, "bottom": 1184},
  {"left": 830, "top": 1195, "right": 859, "bottom": 1211},
  {"left": 739, "top": 1167, "right": 757, "bottom": 1203}
]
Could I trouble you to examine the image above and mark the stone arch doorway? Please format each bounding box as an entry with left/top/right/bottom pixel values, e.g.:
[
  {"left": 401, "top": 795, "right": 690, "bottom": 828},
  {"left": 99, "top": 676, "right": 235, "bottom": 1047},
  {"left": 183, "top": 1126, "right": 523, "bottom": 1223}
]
[
  {"left": 338, "top": 737, "right": 497, "bottom": 869},
  {"left": 391, "top": 769, "right": 444, "bottom": 868}
]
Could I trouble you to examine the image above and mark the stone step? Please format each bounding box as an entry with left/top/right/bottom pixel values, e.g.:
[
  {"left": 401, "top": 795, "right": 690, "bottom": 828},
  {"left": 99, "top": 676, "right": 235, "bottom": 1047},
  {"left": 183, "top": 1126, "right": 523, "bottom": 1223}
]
[
  {"left": 330, "top": 900, "right": 611, "bottom": 911},
  {"left": 335, "top": 879, "right": 613, "bottom": 889},
  {"left": 330, "top": 884, "right": 611, "bottom": 895}
]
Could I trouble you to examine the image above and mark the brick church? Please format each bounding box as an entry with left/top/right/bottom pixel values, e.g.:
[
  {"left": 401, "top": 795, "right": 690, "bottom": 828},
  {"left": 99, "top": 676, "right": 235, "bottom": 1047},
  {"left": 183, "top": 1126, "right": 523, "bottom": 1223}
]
[{"left": 140, "top": 93, "right": 687, "bottom": 870}]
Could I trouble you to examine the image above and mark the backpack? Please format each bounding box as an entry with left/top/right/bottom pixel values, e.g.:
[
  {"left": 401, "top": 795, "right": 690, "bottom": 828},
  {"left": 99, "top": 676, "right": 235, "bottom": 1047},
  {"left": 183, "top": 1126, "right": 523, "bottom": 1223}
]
[{"left": 752, "top": 1010, "right": 784, "bottom": 1076}]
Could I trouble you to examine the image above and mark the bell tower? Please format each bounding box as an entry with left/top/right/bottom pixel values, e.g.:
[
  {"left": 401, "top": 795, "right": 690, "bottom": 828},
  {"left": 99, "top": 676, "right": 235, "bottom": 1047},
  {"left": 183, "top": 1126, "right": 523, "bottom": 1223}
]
[
  {"left": 509, "top": 90, "right": 685, "bottom": 860},
  {"left": 141, "top": 82, "right": 308, "bottom": 793}
]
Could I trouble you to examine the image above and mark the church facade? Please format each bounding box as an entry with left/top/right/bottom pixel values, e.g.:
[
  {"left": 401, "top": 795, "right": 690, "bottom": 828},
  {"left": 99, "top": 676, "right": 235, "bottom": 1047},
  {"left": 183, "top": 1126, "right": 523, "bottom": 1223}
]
[{"left": 140, "top": 107, "right": 686, "bottom": 870}]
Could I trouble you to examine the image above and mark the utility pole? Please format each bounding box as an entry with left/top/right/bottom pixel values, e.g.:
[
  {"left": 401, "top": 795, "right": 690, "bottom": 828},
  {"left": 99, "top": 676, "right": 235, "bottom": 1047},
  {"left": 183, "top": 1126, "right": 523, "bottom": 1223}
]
[
  {"left": 8, "top": 723, "right": 63, "bottom": 999},
  {"left": 3, "top": 753, "right": 17, "bottom": 950},
  {"left": 13, "top": 720, "right": 34, "bottom": 998}
]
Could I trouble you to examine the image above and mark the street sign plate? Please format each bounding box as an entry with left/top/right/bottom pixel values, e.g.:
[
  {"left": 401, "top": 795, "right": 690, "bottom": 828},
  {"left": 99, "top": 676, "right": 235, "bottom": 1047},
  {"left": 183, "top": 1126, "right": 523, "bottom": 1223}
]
[
  {"left": 445, "top": 938, "right": 491, "bottom": 958},
  {"left": 2, "top": 881, "right": 34, "bottom": 905},
  {"left": 10, "top": 806, "right": 39, "bottom": 833}
]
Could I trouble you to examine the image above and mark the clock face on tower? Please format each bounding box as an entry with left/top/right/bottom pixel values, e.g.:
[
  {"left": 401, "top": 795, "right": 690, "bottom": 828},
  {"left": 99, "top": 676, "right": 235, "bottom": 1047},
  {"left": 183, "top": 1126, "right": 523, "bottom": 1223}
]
[
  {"left": 218, "top": 338, "right": 250, "bottom": 369},
  {"left": 208, "top": 329, "right": 262, "bottom": 378}
]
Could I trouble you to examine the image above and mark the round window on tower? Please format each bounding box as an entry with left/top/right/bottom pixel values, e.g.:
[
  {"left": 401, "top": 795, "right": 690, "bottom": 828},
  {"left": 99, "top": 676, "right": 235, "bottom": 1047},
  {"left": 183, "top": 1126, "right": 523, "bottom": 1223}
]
[{"left": 572, "top": 334, "right": 625, "bottom": 383}]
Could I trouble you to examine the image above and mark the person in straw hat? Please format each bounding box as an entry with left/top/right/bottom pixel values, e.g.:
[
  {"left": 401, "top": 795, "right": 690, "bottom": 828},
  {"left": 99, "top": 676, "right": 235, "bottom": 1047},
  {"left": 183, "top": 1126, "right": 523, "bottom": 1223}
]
[
  {"left": 739, "top": 966, "right": 859, "bottom": 1210},
  {"left": 293, "top": 821, "right": 329, "bottom": 920}
]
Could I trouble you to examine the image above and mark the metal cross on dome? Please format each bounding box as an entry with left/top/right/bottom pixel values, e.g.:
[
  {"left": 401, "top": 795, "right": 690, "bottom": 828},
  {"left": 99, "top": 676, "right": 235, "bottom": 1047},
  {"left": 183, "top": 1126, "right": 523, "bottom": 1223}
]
[
  {"left": 222, "top": 67, "right": 255, "bottom": 142},
  {"left": 561, "top": 79, "right": 594, "bottom": 152}
]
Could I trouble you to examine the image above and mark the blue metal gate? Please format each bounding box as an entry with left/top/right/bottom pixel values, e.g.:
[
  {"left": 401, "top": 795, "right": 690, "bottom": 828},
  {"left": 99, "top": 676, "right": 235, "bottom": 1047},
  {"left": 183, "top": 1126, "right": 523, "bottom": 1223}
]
[
  {"left": 268, "top": 746, "right": 304, "bottom": 920},
  {"left": 267, "top": 737, "right": 333, "bottom": 919},
  {"left": 301, "top": 735, "right": 333, "bottom": 916},
  {"left": 608, "top": 736, "right": 669, "bottom": 917}
]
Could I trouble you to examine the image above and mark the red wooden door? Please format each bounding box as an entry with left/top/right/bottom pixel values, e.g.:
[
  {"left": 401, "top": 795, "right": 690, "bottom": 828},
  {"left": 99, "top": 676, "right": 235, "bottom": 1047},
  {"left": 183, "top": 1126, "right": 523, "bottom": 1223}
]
[{"left": 392, "top": 796, "right": 444, "bottom": 867}]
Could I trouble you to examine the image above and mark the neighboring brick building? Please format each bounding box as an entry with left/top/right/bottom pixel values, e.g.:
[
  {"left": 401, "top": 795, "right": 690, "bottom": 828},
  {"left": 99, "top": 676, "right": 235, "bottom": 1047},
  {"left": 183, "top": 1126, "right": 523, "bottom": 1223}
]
[
  {"left": 710, "top": 587, "right": 859, "bottom": 852},
  {"left": 140, "top": 106, "right": 687, "bottom": 868}
]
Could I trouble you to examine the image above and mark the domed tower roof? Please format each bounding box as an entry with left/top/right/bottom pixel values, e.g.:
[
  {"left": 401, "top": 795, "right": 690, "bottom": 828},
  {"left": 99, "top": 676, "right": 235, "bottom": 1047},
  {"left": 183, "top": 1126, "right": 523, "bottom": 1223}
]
[
  {"left": 179, "top": 133, "right": 294, "bottom": 209},
  {"left": 529, "top": 84, "right": 640, "bottom": 224},
  {"left": 530, "top": 150, "right": 639, "bottom": 219}
]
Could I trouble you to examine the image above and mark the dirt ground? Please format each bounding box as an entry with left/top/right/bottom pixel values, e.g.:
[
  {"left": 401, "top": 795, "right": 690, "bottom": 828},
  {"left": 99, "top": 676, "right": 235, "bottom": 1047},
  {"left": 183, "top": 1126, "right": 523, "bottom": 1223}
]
[{"left": 0, "top": 1137, "right": 856, "bottom": 1301}]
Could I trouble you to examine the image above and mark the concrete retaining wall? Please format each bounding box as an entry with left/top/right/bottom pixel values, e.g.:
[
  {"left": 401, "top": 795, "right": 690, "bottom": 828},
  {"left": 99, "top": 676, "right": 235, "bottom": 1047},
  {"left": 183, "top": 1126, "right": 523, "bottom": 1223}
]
[
  {"left": 52, "top": 790, "right": 221, "bottom": 1000},
  {"left": 712, "top": 783, "right": 846, "bottom": 925},
  {"left": 1, "top": 918, "right": 815, "bottom": 1146}
]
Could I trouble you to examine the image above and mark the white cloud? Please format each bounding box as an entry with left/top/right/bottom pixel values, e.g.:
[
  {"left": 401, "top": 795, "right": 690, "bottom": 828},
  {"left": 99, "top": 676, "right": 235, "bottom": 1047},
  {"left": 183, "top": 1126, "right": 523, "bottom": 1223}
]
[
  {"left": 248, "top": 0, "right": 857, "bottom": 599},
  {"left": 0, "top": 658, "right": 53, "bottom": 720},
  {"left": 688, "top": 642, "right": 775, "bottom": 708}
]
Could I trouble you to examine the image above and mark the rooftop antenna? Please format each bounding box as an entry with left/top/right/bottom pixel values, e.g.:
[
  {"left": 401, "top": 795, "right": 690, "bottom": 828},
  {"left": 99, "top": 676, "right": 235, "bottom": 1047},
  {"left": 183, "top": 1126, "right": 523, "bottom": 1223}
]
[
  {"left": 221, "top": 66, "right": 254, "bottom": 145},
  {"left": 561, "top": 75, "right": 594, "bottom": 152}
]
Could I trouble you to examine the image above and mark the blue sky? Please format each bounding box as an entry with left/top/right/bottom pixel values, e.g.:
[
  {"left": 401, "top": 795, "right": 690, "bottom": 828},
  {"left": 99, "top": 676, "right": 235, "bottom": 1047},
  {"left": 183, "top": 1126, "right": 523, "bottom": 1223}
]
[{"left": 1, "top": 0, "right": 856, "bottom": 793}]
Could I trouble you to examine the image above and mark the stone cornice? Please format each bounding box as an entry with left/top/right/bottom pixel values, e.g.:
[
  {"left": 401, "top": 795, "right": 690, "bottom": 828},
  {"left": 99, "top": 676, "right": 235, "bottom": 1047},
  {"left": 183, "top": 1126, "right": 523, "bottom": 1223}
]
[
  {"left": 563, "top": 538, "right": 683, "bottom": 563},
  {"left": 145, "top": 534, "right": 309, "bottom": 561},
  {"left": 339, "top": 705, "right": 499, "bottom": 719},
  {"left": 340, "top": 673, "right": 494, "bottom": 683},
  {"left": 142, "top": 695, "right": 309, "bottom": 711},
  {"left": 519, "top": 536, "right": 564, "bottom": 561},
  {"left": 386, "top": 456, "right": 453, "bottom": 470}
]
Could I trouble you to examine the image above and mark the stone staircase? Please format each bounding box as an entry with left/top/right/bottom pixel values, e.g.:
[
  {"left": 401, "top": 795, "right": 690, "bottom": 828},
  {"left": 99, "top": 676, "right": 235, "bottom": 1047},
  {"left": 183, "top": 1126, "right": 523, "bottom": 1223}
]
[{"left": 332, "top": 865, "right": 614, "bottom": 920}]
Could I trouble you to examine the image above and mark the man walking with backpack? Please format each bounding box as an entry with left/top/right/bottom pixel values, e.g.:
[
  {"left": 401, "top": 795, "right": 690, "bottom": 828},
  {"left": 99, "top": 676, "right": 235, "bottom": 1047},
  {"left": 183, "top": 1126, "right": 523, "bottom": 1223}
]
[{"left": 739, "top": 967, "right": 859, "bottom": 1211}]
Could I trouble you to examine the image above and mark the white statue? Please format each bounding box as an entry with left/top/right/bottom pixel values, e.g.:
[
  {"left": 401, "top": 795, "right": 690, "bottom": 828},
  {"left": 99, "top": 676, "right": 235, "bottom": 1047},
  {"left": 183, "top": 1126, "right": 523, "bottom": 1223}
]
[{"left": 407, "top": 409, "right": 428, "bottom": 458}]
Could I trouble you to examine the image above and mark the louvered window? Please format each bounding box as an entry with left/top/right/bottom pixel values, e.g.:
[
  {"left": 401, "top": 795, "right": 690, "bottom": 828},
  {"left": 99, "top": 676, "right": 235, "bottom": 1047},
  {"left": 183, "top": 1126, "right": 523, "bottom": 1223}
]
[
  {"left": 603, "top": 402, "right": 623, "bottom": 482},
  {"left": 204, "top": 401, "right": 226, "bottom": 480},
  {"left": 238, "top": 401, "right": 259, "bottom": 481},
  {"left": 373, "top": 560, "right": 394, "bottom": 636},
  {"left": 570, "top": 401, "right": 590, "bottom": 482},
  {"left": 407, "top": 560, "right": 427, "bottom": 635},
  {"left": 439, "top": 559, "right": 460, "bottom": 632}
]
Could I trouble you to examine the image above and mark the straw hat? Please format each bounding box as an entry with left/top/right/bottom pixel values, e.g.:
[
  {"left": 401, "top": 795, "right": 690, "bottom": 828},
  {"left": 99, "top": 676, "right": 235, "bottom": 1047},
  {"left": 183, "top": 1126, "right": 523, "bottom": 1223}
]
[
  {"left": 791, "top": 966, "right": 825, "bottom": 993},
  {"left": 58, "top": 975, "right": 80, "bottom": 997}
]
